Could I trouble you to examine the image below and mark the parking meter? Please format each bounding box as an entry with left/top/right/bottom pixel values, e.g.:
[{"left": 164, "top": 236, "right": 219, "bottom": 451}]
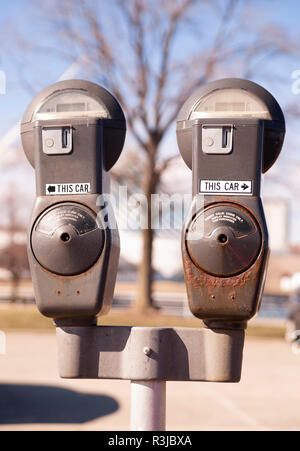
[
  {"left": 21, "top": 80, "right": 126, "bottom": 326},
  {"left": 177, "top": 78, "right": 285, "bottom": 330}
]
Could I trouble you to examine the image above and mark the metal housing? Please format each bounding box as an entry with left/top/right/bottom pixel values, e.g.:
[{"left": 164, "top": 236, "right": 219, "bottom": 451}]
[
  {"left": 176, "top": 78, "right": 285, "bottom": 173},
  {"left": 21, "top": 79, "right": 126, "bottom": 171},
  {"left": 21, "top": 80, "right": 126, "bottom": 326},
  {"left": 176, "top": 78, "right": 285, "bottom": 328}
]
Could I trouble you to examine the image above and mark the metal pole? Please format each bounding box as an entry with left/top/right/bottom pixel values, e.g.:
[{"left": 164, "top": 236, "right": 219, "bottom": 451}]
[{"left": 130, "top": 380, "right": 166, "bottom": 431}]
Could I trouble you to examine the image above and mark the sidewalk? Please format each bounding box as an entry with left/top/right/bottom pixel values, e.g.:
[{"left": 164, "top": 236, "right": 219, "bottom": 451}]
[{"left": 0, "top": 331, "right": 299, "bottom": 430}]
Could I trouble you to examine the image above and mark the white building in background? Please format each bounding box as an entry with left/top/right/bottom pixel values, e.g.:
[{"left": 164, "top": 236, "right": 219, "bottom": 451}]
[
  {"left": 263, "top": 198, "right": 289, "bottom": 253},
  {"left": 0, "top": 230, "right": 26, "bottom": 248},
  {"left": 119, "top": 230, "right": 182, "bottom": 279}
]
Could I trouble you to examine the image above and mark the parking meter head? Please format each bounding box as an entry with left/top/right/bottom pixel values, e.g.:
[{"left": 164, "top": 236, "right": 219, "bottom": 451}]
[
  {"left": 176, "top": 78, "right": 285, "bottom": 173},
  {"left": 21, "top": 80, "right": 126, "bottom": 326},
  {"left": 177, "top": 78, "right": 285, "bottom": 327},
  {"left": 21, "top": 79, "right": 126, "bottom": 171}
]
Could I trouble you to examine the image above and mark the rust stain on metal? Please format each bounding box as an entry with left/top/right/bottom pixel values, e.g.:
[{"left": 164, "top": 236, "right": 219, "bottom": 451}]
[
  {"left": 183, "top": 199, "right": 265, "bottom": 290},
  {"left": 183, "top": 251, "right": 261, "bottom": 290}
]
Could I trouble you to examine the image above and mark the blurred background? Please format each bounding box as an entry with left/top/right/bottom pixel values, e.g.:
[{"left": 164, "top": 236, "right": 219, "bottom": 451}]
[
  {"left": 0, "top": 0, "right": 299, "bottom": 321},
  {"left": 1, "top": 0, "right": 300, "bottom": 431}
]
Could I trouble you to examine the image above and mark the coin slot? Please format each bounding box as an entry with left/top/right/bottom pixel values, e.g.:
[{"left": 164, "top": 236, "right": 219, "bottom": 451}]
[
  {"left": 60, "top": 232, "right": 71, "bottom": 243},
  {"left": 223, "top": 128, "right": 230, "bottom": 148},
  {"left": 62, "top": 127, "right": 71, "bottom": 149},
  {"left": 217, "top": 233, "right": 228, "bottom": 244}
]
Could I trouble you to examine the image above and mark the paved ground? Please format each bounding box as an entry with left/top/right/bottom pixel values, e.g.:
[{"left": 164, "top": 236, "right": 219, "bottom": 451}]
[{"left": 0, "top": 331, "right": 299, "bottom": 431}]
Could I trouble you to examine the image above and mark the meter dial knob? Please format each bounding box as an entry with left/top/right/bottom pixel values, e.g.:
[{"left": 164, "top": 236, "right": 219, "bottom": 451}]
[
  {"left": 186, "top": 203, "right": 261, "bottom": 277},
  {"left": 31, "top": 203, "right": 104, "bottom": 276}
]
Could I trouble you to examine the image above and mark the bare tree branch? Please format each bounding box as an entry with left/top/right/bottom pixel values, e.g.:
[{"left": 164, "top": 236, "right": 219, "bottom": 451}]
[{"left": 9, "top": 0, "right": 300, "bottom": 308}]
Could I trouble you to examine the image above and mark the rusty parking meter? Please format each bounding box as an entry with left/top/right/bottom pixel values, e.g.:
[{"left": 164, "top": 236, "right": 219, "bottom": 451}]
[
  {"left": 21, "top": 80, "right": 126, "bottom": 326},
  {"left": 177, "top": 78, "right": 285, "bottom": 330}
]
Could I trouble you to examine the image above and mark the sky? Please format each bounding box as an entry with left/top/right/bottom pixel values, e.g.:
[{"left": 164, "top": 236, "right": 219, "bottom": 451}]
[
  {"left": 0, "top": 0, "right": 299, "bottom": 132},
  {"left": 1, "top": 0, "right": 300, "bottom": 245},
  {"left": 0, "top": 0, "right": 298, "bottom": 129}
]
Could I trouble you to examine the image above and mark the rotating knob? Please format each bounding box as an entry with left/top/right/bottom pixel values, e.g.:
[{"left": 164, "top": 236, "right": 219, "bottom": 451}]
[
  {"left": 186, "top": 203, "right": 262, "bottom": 277},
  {"left": 31, "top": 203, "right": 104, "bottom": 276}
]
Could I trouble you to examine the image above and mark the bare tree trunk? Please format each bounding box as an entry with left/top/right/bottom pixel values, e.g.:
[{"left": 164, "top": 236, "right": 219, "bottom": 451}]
[
  {"left": 137, "top": 227, "right": 154, "bottom": 310},
  {"left": 10, "top": 273, "right": 19, "bottom": 304},
  {"left": 136, "top": 151, "right": 158, "bottom": 310}
]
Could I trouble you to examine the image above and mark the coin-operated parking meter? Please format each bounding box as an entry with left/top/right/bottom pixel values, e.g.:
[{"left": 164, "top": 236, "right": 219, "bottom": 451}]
[
  {"left": 177, "top": 78, "right": 285, "bottom": 333},
  {"left": 21, "top": 80, "right": 126, "bottom": 326}
]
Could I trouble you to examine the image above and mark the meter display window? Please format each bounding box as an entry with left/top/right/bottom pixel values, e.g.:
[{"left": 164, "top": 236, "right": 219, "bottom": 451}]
[
  {"left": 33, "top": 90, "right": 110, "bottom": 120},
  {"left": 190, "top": 88, "right": 271, "bottom": 120}
]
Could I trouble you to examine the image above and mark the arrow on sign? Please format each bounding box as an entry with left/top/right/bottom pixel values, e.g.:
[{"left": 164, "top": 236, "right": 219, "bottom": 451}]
[
  {"left": 241, "top": 183, "right": 249, "bottom": 191},
  {"left": 47, "top": 185, "right": 56, "bottom": 193}
]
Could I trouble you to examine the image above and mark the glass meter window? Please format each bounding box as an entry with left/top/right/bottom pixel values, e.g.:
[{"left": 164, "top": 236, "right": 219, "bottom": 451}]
[
  {"left": 33, "top": 90, "right": 110, "bottom": 120},
  {"left": 190, "top": 88, "right": 271, "bottom": 119}
]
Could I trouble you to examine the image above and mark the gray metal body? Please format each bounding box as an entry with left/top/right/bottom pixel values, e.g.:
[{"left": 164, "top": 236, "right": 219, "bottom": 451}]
[
  {"left": 176, "top": 79, "right": 285, "bottom": 329},
  {"left": 28, "top": 194, "right": 119, "bottom": 326},
  {"left": 21, "top": 80, "right": 126, "bottom": 326},
  {"left": 183, "top": 119, "right": 269, "bottom": 326},
  {"left": 57, "top": 325, "right": 244, "bottom": 382},
  {"left": 182, "top": 194, "right": 269, "bottom": 327}
]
